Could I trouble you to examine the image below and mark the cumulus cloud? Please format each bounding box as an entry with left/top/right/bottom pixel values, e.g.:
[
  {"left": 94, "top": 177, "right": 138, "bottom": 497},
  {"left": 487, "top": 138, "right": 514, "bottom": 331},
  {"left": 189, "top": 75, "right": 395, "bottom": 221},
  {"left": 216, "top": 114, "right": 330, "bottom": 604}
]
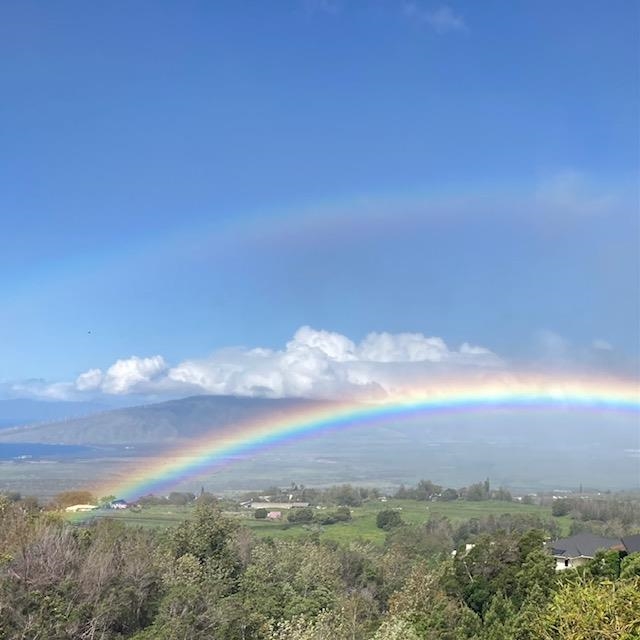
[
  {"left": 162, "top": 327, "right": 502, "bottom": 399},
  {"left": 403, "top": 3, "right": 467, "bottom": 33},
  {"left": 75, "top": 368, "right": 103, "bottom": 392},
  {"left": 8, "top": 326, "right": 633, "bottom": 403},
  {"left": 20, "top": 327, "right": 500, "bottom": 401},
  {"left": 104, "top": 355, "right": 168, "bottom": 393},
  {"left": 73, "top": 355, "right": 168, "bottom": 395}
]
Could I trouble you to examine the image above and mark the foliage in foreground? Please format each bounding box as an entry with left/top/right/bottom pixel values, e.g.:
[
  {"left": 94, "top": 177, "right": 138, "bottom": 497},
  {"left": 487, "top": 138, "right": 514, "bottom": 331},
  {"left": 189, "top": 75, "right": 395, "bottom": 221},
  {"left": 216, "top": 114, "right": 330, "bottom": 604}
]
[{"left": 0, "top": 494, "right": 639, "bottom": 639}]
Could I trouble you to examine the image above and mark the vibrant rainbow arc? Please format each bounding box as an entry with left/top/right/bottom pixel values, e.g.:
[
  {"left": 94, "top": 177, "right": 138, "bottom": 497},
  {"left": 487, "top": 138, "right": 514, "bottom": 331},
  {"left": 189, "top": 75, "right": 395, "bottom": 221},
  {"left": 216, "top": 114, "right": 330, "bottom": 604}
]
[{"left": 87, "top": 375, "right": 640, "bottom": 502}]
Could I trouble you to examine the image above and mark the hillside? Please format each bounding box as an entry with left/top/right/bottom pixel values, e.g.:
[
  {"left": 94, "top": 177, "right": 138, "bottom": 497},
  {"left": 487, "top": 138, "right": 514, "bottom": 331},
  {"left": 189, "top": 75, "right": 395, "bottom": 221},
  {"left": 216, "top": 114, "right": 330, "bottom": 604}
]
[
  {"left": 0, "top": 395, "right": 321, "bottom": 445},
  {"left": 0, "top": 399, "right": 109, "bottom": 428}
]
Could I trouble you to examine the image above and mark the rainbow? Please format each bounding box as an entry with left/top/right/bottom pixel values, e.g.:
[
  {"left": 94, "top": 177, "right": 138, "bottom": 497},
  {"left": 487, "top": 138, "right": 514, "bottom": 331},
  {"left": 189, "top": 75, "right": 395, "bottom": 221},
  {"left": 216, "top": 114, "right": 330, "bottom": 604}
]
[
  {"left": 87, "top": 374, "right": 639, "bottom": 502},
  {"left": 7, "top": 188, "right": 484, "bottom": 305}
]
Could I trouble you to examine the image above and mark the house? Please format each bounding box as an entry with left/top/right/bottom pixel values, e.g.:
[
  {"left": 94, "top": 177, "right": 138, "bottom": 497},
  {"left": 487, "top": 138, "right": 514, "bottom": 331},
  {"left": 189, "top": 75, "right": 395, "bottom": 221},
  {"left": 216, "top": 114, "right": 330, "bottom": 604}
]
[
  {"left": 110, "top": 499, "right": 128, "bottom": 510},
  {"left": 65, "top": 504, "right": 98, "bottom": 513},
  {"left": 621, "top": 534, "right": 640, "bottom": 555},
  {"left": 267, "top": 511, "right": 282, "bottom": 520},
  {"left": 548, "top": 533, "right": 621, "bottom": 571}
]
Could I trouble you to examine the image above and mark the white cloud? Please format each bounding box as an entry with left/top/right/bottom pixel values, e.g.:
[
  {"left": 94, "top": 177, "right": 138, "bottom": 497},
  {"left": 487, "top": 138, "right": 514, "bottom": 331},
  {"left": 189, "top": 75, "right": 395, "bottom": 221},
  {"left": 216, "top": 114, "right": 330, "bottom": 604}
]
[
  {"left": 9, "top": 326, "right": 633, "bottom": 403},
  {"left": 45, "top": 327, "right": 501, "bottom": 401},
  {"left": 75, "top": 368, "right": 103, "bottom": 391},
  {"left": 73, "top": 355, "right": 169, "bottom": 396},
  {"left": 290, "top": 326, "right": 357, "bottom": 361},
  {"left": 359, "top": 332, "right": 448, "bottom": 362},
  {"left": 403, "top": 3, "right": 467, "bottom": 33},
  {"left": 7, "top": 380, "right": 76, "bottom": 401},
  {"left": 186, "top": 327, "right": 496, "bottom": 398}
]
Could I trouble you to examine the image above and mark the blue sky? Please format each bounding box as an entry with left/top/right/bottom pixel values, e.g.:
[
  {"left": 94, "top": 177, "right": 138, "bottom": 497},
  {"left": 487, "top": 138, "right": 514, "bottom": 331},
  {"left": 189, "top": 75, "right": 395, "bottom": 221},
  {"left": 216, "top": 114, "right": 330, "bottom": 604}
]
[{"left": 1, "top": 1, "right": 638, "bottom": 400}]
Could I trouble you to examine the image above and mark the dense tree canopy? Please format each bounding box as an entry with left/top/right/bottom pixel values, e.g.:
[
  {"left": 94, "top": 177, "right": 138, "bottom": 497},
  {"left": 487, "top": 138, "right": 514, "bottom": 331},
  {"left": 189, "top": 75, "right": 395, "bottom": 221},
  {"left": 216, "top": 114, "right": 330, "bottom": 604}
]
[{"left": 0, "top": 489, "right": 639, "bottom": 639}]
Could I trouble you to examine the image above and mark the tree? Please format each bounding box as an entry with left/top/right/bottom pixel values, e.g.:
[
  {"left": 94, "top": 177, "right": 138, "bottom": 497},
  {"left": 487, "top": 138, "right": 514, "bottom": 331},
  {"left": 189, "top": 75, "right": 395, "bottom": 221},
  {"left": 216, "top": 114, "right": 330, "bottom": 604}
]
[
  {"left": 466, "top": 482, "right": 487, "bottom": 502},
  {"left": 414, "top": 479, "right": 442, "bottom": 501},
  {"left": 449, "top": 532, "right": 521, "bottom": 616},
  {"left": 514, "top": 547, "right": 556, "bottom": 607},
  {"left": 531, "top": 577, "right": 640, "bottom": 640},
  {"left": 335, "top": 505, "right": 352, "bottom": 521},
  {"left": 241, "top": 539, "right": 342, "bottom": 622},
  {"left": 386, "top": 519, "right": 453, "bottom": 561},
  {"left": 388, "top": 562, "right": 481, "bottom": 638},
  {"left": 372, "top": 618, "right": 421, "bottom": 640},
  {"left": 53, "top": 490, "right": 96, "bottom": 508},
  {"left": 269, "top": 610, "right": 351, "bottom": 640},
  {"left": 482, "top": 593, "right": 517, "bottom": 640},
  {"left": 317, "top": 506, "right": 352, "bottom": 525},
  {"left": 168, "top": 491, "right": 196, "bottom": 505},
  {"left": 551, "top": 499, "right": 571, "bottom": 517},
  {"left": 196, "top": 491, "right": 218, "bottom": 505},
  {"left": 582, "top": 549, "right": 621, "bottom": 580},
  {"left": 376, "top": 509, "right": 403, "bottom": 531},
  {"left": 168, "top": 503, "right": 239, "bottom": 570},
  {"left": 254, "top": 508, "right": 268, "bottom": 519},
  {"left": 287, "top": 507, "right": 314, "bottom": 523},
  {"left": 137, "top": 494, "right": 167, "bottom": 506},
  {"left": 439, "top": 488, "right": 459, "bottom": 502},
  {"left": 492, "top": 487, "right": 512, "bottom": 502},
  {"left": 331, "top": 484, "right": 364, "bottom": 507},
  {"left": 620, "top": 552, "right": 640, "bottom": 578}
]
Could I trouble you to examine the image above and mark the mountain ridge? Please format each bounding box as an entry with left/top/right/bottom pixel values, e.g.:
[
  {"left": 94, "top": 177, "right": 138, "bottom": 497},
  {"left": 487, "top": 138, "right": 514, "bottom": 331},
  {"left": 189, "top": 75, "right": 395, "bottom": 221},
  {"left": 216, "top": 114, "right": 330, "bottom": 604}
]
[{"left": 0, "top": 395, "right": 326, "bottom": 445}]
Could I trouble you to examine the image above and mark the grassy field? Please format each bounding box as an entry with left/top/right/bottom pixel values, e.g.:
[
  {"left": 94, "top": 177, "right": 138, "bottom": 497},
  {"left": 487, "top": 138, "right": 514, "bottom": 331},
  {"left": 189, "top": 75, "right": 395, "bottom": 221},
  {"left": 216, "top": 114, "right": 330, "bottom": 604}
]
[{"left": 78, "top": 498, "right": 571, "bottom": 543}]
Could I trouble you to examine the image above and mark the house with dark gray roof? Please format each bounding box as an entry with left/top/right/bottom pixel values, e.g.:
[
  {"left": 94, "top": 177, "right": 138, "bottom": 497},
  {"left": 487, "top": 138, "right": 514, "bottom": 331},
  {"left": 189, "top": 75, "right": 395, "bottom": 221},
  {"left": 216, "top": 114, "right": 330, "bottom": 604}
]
[
  {"left": 621, "top": 534, "right": 640, "bottom": 555},
  {"left": 548, "top": 533, "right": 621, "bottom": 571}
]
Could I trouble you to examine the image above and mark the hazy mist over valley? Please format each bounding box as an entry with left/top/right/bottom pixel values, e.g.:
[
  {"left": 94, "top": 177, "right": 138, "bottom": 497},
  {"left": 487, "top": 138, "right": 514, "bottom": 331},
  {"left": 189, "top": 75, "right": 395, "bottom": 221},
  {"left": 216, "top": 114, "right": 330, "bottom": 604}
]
[{"left": 0, "top": 394, "right": 637, "bottom": 500}]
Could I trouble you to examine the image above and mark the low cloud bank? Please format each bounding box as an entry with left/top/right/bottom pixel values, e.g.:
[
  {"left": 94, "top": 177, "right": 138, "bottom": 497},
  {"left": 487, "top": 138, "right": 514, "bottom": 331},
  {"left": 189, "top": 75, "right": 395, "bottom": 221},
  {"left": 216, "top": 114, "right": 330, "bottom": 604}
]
[
  {"left": 11, "top": 327, "right": 502, "bottom": 401},
  {"left": 5, "top": 326, "right": 627, "bottom": 402}
]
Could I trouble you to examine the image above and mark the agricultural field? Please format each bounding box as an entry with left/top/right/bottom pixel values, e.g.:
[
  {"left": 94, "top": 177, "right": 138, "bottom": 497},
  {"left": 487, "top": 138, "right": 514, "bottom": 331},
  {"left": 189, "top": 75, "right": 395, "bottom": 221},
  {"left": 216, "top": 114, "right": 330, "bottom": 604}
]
[{"left": 77, "top": 498, "right": 571, "bottom": 543}]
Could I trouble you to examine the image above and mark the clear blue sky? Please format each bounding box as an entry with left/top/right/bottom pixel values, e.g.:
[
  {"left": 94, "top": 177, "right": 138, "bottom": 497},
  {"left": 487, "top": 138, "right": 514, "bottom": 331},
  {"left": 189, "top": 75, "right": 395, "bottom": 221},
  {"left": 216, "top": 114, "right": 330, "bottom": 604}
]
[{"left": 1, "top": 1, "right": 638, "bottom": 397}]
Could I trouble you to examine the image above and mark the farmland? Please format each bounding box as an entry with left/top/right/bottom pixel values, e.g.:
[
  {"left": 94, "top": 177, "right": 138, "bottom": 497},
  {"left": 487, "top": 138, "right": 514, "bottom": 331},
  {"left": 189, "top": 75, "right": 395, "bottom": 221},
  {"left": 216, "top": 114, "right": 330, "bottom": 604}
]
[{"left": 78, "top": 498, "right": 571, "bottom": 543}]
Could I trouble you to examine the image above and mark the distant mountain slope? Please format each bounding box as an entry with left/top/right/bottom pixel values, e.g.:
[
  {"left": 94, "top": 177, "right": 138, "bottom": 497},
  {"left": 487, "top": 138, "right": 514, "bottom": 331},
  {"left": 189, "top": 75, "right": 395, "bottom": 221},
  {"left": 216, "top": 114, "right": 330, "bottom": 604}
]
[
  {"left": 0, "top": 395, "right": 322, "bottom": 445},
  {"left": 0, "top": 399, "right": 108, "bottom": 428}
]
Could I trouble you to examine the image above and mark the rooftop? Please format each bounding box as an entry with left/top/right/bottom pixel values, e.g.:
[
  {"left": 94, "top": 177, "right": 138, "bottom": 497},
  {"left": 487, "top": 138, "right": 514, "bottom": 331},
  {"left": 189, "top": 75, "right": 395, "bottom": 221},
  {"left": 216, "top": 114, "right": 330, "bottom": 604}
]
[{"left": 549, "top": 533, "right": 620, "bottom": 559}]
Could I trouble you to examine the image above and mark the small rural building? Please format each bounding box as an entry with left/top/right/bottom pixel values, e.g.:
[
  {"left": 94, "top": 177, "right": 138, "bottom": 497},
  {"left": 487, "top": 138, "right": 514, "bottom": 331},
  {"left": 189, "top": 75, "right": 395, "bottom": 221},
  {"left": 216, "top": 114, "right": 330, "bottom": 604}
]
[
  {"left": 65, "top": 504, "right": 98, "bottom": 513},
  {"left": 110, "top": 499, "right": 128, "bottom": 510},
  {"left": 451, "top": 543, "right": 476, "bottom": 557},
  {"left": 548, "top": 533, "right": 620, "bottom": 571},
  {"left": 267, "top": 511, "right": 282, "bottom": 520},
  {"left": 249, "top": 501, "right": 309, "bottom": 510}
]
